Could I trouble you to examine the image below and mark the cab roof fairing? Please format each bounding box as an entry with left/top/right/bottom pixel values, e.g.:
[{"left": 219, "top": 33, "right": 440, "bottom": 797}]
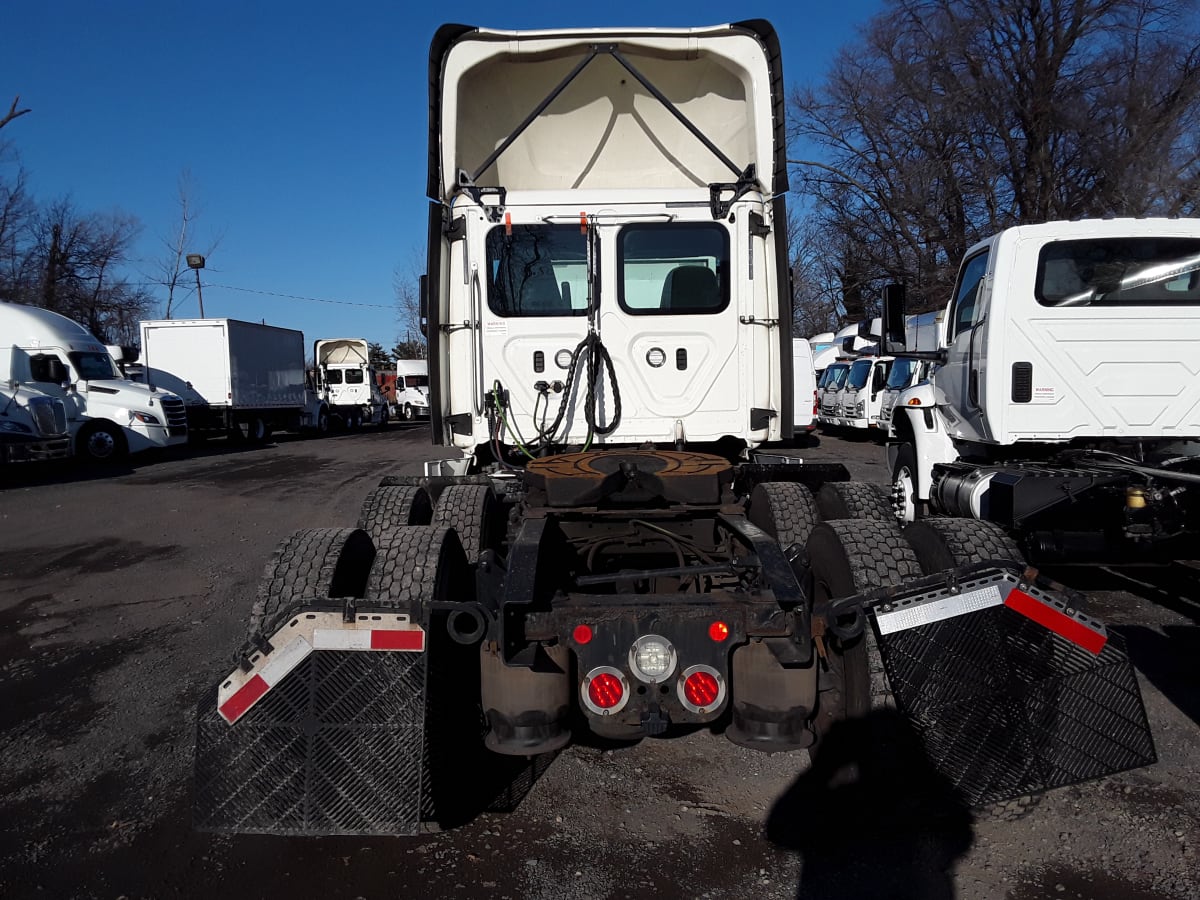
[{"left": 425, "top": 21, "right": 789, "bottom": 205}]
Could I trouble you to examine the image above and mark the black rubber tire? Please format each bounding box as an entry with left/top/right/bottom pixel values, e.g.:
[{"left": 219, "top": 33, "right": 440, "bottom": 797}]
[
  {"left": 248, "top": 527, "right": 375, "bottom": 637},
  {"left": 816, "top": 481, "right": 896, "bottom": 523},
  {"left": 746, "top": 482, "right": 820, "bottom": 551},
  {"left": 357, "top": 485, "right": 434, "bottom": 540},
  {"left": 805, "top": 519, "right": 923, "bottom": 737},
  {"left": 903, "top": 518, "right": 1023, "bottom": 576},
  {"left": 432, "top": 483, "right": 498, "bottom": 562},
  {"left": 891, "top": 442, "right": 923, "bottom": 524},
  {"left": 365, "top": 525, "right": 468, "bottom": 620},
  {"left": 76, "top": 421, "right": 127, "bottom": 462},
  {"left": 316, "top": 406, "right": 330, "bottom": 435}
]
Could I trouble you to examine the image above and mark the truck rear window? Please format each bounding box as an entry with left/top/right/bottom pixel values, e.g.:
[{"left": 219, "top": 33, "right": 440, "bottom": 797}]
[
  {"left": 486, "top": 224, "right": 587, "bottom": 317},
  {"left": 1036, "top": 238, "right": 1200, "bottom": 306},
  {"left": 618, "top": 223, "right": 729, "bottom": 315}
]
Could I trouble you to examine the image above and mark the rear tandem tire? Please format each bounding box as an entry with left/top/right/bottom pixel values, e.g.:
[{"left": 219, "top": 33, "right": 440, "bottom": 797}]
[
  {"left": 432, "top": 483, "right": 499, "bottom": 562},
  {"left": 249, "top": 527, "right": 376, "bottom": 638},
  {"left": 746, "top": 481, "right": 820, "bottom": 551},
  {"left": 816, "top": 481, "right": 896, "bottom": 523},
  {"left": 902, "top": 517, "right": 1024, "bottom": 575},
  {"left": 805, "top": 519, "right": 923, "bottom": 737},
  {"left": 357, "top": 484, "right": 434, "bottom": 541}
]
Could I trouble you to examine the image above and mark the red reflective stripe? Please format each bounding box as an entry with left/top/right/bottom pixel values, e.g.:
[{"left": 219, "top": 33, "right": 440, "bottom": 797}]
[
  {"left": 1005, "top": 588, "right": 1107, "bottom": 655},
  {"left": 218, "top": 674, "right": 269, "bottom": 724},
  {"left": 369, "top": 629, "right": 425, "bottom": 651}
]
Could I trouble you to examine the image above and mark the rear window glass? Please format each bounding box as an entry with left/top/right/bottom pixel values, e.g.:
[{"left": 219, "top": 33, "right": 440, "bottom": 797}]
[
  {"left": 487, "top": 224, "right": 587, "bottom": 317},
  {"left": 1037, "top": 238, "right": 1200, "bottom": 306},
  {"left": 618, "top": 223, "right": 729, "bottom": 315}
]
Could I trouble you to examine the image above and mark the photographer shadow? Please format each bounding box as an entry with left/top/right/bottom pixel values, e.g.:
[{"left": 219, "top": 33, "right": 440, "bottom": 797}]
[{"left": 767, "top": 708, "right": 975, "bottom": 900}]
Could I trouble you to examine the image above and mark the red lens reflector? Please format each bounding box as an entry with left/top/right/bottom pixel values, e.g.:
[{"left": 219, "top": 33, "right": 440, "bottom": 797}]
[
  {"left": 708, "top": 621, "right": 729, "bottom": 642},
  {"left": 587, "top": 672, "right": 624, "bottom": 709},
  {"left": 573, "top": 624, "right": 593, "bottom": 645},
  {"left": 683, "top": 671, "right": 720, "bottom": 707}
]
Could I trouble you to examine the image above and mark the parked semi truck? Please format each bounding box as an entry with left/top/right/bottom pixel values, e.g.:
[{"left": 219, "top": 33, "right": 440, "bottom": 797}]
[
  {"left": 393, "top": 358, "right": 431, "bottom": 421},
  {"left": 195, "top": 23, "right": 1154, "bottom": 837},
  {"left": 0, "top": 302, "right": 188, "bottom": 461},
  {"left": 885, "top": 218, "right": 1200, "bottom": 564},
  {"left": 312, "top": 338, "right": 388, "bottom": 428},
  {"left": 0, "top": 381, "right": 71, "bottom": 463},
  {"left": 139, "top": 318, "right": 328, "bottom": 441},
  {"left": 877, "top": 310, "right": 944, "bottom": 434}
]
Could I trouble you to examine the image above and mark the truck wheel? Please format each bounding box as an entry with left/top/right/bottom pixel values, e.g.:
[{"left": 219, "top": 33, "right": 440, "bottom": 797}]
[
  {"left": 316, "top": 406, "right": 330, "bottom": 435},
  {"left": 403, "top": 403, "right": 414, "bottom": 421},
  {"left": 805, "top": 519, "right": 923, "bottom": 738},
  {"left": 891, "top": 443, "right": 923, "bottom": 524},
  {"left": 249, "top": 527, "right": 375, "bottom": 638},
  {"left": 378, "top": 408, "right": 389, "bottom": 430},
  {"left": 366, "top": 526, "right": 467, "bottom": 620},
  {"left": 432, "top": 483, "right": 498, "bottom": 562},
  {"left": 746, "top": 482, "right": 820, "bottom": 551},
  {"left": 367, "top": 526, "right": 485, "bottom": 828},
  {"left": 902, "top": 518, "right": 1023, "bottom": 575},
  {"left": 816, "top": 481, "right": 895, "bottom": 523},
  {"left": 76, "top": 421, "right": 127, "bottom": 462},
  {"left": 357, "top": 485, "right": 434, "bottom": 541}
]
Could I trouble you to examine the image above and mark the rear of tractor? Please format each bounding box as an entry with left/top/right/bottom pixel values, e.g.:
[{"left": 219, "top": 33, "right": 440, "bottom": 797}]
[{"left": 194, "top": 458, "right": 1156, "bottom": 837}]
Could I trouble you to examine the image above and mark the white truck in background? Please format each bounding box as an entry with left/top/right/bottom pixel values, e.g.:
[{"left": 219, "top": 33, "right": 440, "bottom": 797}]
[
  {"left": 791, "top": 339, "right": 817, "bottom": 437},
  {"left": 1, "top": 382, "right": 71, "bottom": 463},
  {"left": 393, "top": 358, "right": 431, "bottom": 421},
  {"left": 876, "top": 309, "right": 944, "bottom": 434},
  {"left": 312, "top": 338, "right": 388, "bottom": 428},
  {"left": 0, "top": 302, "right": 188, "bottom": 462},
  {"left": 139, "top": 318, "right": 328, "bottom": 441},
  {"left": 884, "top": 218, "right": 1200, "bottom": 562},
  {"left": 837, "top": 354, "right": 895, "bottom": 432}
]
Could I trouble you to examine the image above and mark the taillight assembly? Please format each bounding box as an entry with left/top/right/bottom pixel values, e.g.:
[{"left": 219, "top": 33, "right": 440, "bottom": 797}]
[
  {"left": 581, "top": 666, "right": 629, "bottom": 715},
  {"left": 677, "top": 665, "right": 726, "bottom": 714}
]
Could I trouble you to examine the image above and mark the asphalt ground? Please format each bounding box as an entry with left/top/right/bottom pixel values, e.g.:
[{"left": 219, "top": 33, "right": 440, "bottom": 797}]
[{"left": 0, "top": 423, "right": 1196, "bottom": 899}]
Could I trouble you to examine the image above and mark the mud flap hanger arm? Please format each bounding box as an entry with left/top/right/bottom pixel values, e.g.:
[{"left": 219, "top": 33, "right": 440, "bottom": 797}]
[{"left": 458, "top": 43, "right": 758, "bottom": 220}]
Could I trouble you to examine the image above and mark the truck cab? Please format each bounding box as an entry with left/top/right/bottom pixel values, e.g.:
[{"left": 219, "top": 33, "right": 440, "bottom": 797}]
[
  {"left": 0, "top": 302, "right": 187, "bottom": 462},
  {"left": 393, "top": 360, "right": 430, "bottom": 421},
  {"left": 839, "top": 354, "right": 894, "bottom": 431},
  {"left": 1, "top": 382, "right": 71, "bottom": 463},
  {"left": 313, "top": 338, "right": 387, "bottom": 428},
  {"left": 816, "top": 360, "right": 851, "bottom": 428},
  {"left": 886, "top": 218, "right": 1200, "bottom": 559}
]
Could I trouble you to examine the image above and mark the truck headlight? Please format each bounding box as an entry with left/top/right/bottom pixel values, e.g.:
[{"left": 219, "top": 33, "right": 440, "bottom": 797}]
[
  {"left": 855, "top": 401, "right": 865, "bottom": 416},
  {"left": 133, "top": 412, "right": 160, "bottom": 425},
  {"left": 0, "top": 420, "right": 33, "bottom": 434},
  {"left": 629, "top": 634, "right": 677, "bottom": 683}
]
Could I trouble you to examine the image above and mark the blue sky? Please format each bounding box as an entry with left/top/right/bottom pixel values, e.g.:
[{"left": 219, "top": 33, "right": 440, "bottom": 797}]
[{"left": 1, "top": 1, "right": 880, "bottom": 348}]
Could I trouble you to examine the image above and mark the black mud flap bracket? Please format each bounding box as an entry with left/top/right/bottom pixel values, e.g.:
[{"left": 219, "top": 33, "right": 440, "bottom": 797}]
[
  {"left": 193, "top": 607, "right": 430, "bottom": 836},
  {"left": 826, "top": 562, "right": 1156, "bottom": 807}
]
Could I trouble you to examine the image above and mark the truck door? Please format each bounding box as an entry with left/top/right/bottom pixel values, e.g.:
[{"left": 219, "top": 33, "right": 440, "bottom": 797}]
[{"left": 938, "top": 250, "right": 993, "bottom": 441}]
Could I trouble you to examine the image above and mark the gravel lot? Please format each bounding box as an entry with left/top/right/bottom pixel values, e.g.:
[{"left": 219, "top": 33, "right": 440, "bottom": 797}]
[{"left": 0, "top": 425, "right": 1196, "bottom": 899}]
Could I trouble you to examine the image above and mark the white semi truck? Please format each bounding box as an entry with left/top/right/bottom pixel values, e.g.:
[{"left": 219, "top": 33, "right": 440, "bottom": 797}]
[
  {"left": 139, "top": 318, "right": 328, "bottom": 441},
  {"left": 392, "top": 358, "right": 430, "bottom": 421},
  {"left": 312, "top": 338, "right": 388, "bottom": 428},
  {"left": 884, "top": 218, "right": 1200, "bottom": 563},
  {"left": 877, "top": 309, "right": 944, "bottom": 434},
  {"left": 195, "top": 23, "right": 1154, "bottom": 838},
  {"left": 0, "top": 382, "right": 71, "bottom": 463},
  {"left": 0, "top": 302, "right": 188, "bottom": 462}
]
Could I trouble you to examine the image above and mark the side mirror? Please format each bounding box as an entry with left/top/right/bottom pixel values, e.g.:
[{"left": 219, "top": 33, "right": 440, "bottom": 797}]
[
  {"left": 881, "top": 283, "right": 907, "bottom": 352},
  {"left": 840, "top": 336, "right": 856, "bottom": 355}
]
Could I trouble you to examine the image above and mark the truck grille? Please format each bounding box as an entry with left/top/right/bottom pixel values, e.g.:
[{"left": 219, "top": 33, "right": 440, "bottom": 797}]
[
  {"left": 29, "top": 397, "right": 68, "bottom": 437},
  {"left": 160, "top": 395, "right": 189, "bottom": 434}
]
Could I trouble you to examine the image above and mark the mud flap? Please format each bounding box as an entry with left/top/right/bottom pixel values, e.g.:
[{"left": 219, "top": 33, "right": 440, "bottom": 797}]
[
  {"left": 193, "top": 609, "right": 429, "bottom": 836},
  {"left": 839, "top": 565, "right": 1157, "bottom": 806}
]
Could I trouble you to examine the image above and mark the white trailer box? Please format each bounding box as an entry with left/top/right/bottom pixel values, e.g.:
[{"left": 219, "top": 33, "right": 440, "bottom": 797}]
[{"left": 140, "top": 318, "right": 319, "bottom": 440}]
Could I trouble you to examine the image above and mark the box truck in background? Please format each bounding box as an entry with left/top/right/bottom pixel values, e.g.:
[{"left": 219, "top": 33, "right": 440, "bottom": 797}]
[
  {"left": 139, "top": 318, "right": 328, "bottom": 441},
  {"left": 0, "top": 302, "right": 188, "bottom": 462}
]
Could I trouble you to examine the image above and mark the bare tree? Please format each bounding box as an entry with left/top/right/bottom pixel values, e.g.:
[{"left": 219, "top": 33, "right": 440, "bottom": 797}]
[
  {"left": 151, "top": 170, "right": 221, "bottom": 317},
  {"left": 0, "top": 96, "right": 30, "bottom": 131},
  {"left": 392, "top": 250, "right": 427, "bottom": 359},
  {"left": 789, "top": 0, "right": 1200, "bottom": 311},
  {"left": 25, "top": 199, "right": 151, "bottom": 342}
]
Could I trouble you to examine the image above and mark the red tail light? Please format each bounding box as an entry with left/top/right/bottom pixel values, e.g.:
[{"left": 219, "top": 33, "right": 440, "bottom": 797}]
[
  {"left": 708, "top": 620, "right": 729, "bottom": 642},
  {"left": 573, "top": 624, "right": 594, "bottom": 645},
  {"left": 581, "top": 666, "right": 629, "bottom": 714},
  {"left": 677, "top": 664, "right": 726, "bottom": 713}
]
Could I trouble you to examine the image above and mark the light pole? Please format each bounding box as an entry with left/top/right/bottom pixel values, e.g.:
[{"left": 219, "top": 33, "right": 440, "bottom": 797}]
[{"left": 186, "top": 253, "right": 206, "bottom": 318}]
